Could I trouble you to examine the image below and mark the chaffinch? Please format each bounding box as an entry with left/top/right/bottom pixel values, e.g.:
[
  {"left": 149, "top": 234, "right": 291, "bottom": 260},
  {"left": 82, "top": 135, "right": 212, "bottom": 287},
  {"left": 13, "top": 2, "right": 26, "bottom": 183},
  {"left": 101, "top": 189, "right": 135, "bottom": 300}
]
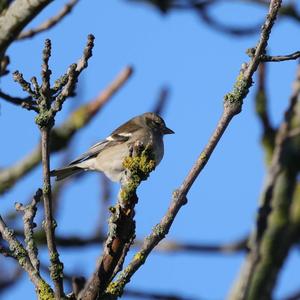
[{"left": 50, "top": 112, "right": 174, "bottom": 182}]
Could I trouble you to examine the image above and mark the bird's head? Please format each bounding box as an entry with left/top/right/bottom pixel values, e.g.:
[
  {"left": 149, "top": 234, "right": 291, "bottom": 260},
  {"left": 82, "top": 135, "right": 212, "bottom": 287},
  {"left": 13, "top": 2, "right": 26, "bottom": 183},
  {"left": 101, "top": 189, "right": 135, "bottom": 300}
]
[{"left": 142, "top": 112, "right": 174, "bottom": 135}]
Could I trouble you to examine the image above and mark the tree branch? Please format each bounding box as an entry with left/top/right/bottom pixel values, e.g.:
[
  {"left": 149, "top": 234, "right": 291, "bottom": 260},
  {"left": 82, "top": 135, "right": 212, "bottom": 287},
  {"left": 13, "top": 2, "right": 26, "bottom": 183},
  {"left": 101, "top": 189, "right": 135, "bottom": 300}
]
[
  {"left": 229, "top": 62, "right": 300, "bottom": 300},
  {"left": 103, "top": 1, "right": 282, "bottom": 298},
  {"left": 41, "top": 127, "right": 64, "bottom": 299},
  {"left": 261, "top": 51, "right": 300, "bottom": 62},
  {"left": 0, "top": 90, "right": 38, "bottom": 112},
  {"left": 17, "top": 0, "right": 79, "bottom": 40},
  {"left": 80, "top": 145, "right": 156, "bottom": 300},
  {"left": 12, "top": 35, "right": 95, "bottom": 299},
  {"left": 15, "top": 189, "right": 42, "bottom": 272},
  {"left": 0, "top": 0, "right": 53, "bottom": 53}
]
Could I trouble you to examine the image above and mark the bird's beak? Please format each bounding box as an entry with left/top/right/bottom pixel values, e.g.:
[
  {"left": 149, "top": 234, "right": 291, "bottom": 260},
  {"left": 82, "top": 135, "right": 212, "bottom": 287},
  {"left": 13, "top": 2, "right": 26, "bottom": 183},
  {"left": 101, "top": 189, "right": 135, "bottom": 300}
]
[{"left": 163, "top": 127, "right": 175, "bottom": 135}]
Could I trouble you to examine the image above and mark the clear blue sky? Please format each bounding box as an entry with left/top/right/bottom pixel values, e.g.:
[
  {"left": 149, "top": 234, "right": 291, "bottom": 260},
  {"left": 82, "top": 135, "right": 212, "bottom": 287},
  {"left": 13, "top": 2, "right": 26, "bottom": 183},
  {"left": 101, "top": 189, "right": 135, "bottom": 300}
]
[{"left": 0, "top": 0, "right": 299, "bottom": 299}]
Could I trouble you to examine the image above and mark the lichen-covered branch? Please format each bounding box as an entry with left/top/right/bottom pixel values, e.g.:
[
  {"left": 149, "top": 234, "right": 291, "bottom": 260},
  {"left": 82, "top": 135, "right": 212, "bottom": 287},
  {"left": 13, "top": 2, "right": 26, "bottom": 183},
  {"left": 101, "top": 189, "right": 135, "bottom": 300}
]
[
  {"left": 17, "top": 0, "right": 79, "bottom": 40},
  {"left": 15, "top": 189, "right": 42, "bottom": 272},
  {"left": 0, "top": 66, "right": 133, "bottom": 195},
  {"left": 0, "top": 207, "right": 54, "bottom": 299},
  {"left": 102, "top": 1, "right": 281, "bottom": 298},
  {"left": 79, "top": 145, "right": 156, "bottom": 300},
  {"left": 12, "top": 35, "right": 95, "bottom": 299},
  {"left": 229, "top": 62, "right": 300, "bottom": 300}
]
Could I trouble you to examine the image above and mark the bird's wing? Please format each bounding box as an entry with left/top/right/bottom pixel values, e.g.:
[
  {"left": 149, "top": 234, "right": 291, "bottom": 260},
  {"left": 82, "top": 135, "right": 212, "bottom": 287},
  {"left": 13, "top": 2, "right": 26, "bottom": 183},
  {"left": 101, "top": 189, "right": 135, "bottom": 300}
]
[
  {"left": 68, "top": 121, "right": 142, "bottom": 166},
  {"left": 68, "top": 137, "right": 125, "bottom": 166}
]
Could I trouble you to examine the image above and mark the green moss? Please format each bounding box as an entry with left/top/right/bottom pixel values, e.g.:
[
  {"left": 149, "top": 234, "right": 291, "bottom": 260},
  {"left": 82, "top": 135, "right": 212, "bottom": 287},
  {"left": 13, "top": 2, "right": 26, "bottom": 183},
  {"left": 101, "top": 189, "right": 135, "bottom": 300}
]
[
  {"left": 120, "top": 146, "right": 156, "bottom": 203},
  {"left": 223, "top": 70, "right": 250, "bottom": 114},
  {"left": 35, "top": 111, "right": 54, "bottom": 128},
  {"left": 37, "top": 280, "right": 54, "bottom": 300},
  {"left": 49, "top": 253, "right": 64, "bottom": 281}
]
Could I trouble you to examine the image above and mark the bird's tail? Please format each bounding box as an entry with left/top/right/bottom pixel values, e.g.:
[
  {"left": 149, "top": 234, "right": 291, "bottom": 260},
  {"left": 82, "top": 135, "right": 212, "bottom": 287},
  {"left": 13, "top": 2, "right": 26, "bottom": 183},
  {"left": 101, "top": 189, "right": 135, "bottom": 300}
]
[{"left": 50, "top": 166, "right": 83, "bottom": 181}]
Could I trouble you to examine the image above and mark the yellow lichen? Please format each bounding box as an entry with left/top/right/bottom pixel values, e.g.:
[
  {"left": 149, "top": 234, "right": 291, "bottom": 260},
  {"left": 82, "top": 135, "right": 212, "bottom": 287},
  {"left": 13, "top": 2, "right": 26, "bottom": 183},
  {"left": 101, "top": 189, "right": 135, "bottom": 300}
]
[{"left": 37, "top": 280, "right": 54, "bottom": 300}]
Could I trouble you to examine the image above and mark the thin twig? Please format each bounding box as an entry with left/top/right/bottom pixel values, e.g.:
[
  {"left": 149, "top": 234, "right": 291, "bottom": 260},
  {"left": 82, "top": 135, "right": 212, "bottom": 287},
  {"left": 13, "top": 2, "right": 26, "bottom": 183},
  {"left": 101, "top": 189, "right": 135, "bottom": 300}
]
[
  {"left": 153, "top": 86, "right": 170, "bottom": 116},
  {"left": 15, "top": 228, "right": 248, "bottom": 253},
  {"left": 104, "top": 1, "right": 282, "bottom": 297},
  {"left": 17, "top": 0, "right": 79, "bottom": 40},
  {"left": 0, "top": 90, "right": 38, "bottom": 112},
  {"left": 261, "top": 51, "right": 300, "bottom": 62}
]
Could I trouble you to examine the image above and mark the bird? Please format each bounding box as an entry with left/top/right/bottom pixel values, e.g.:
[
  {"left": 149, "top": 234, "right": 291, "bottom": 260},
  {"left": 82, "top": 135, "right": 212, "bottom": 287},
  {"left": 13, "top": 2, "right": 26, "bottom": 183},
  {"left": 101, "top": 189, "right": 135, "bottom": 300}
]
[{"left": 50, "top": 112, "right": 174, "bottom": 182}]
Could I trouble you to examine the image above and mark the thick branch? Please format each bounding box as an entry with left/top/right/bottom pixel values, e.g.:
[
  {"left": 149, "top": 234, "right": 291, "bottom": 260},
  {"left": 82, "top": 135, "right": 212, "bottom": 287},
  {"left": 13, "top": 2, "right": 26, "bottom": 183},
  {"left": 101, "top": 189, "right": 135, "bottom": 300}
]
[
  {"left": 229, "top": 62, "right": 300, "bottom": 300},
  {"left": 0, "top": 0, "right": 52, "bottom": 53}
]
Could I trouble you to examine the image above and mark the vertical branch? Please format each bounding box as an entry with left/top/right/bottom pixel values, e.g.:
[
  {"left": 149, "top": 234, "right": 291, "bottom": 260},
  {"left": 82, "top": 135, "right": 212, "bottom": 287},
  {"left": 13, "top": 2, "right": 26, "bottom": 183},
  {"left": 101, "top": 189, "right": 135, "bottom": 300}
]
[
  {"left": 41, "top": 127, "right": 64, "bottom": 299},
  {"left": 11, "top": 35, "right": 94, "bottom": 299}
]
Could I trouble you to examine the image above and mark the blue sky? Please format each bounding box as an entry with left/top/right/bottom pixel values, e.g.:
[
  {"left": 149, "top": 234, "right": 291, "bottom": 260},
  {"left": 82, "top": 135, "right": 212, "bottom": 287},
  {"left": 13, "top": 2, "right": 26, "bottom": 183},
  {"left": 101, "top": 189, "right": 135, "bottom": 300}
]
[{"left": 0, "top": 0, "right": 299, "bottom": 299}]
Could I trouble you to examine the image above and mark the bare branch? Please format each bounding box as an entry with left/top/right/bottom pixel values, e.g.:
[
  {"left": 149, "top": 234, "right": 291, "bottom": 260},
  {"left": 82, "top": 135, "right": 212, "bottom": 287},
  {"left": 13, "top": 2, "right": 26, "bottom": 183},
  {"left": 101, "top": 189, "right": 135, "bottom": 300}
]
[
  {"left": 261, "top": 51, "right": 300, "bottom": 62},
  {"left": 51, "top": 34, "right": 95, "bottom": 115},
  {"left": 0, "top": 90, "right": 38, "bottom": 112},
  {"left": 103, "top": 1, "right": 282, "bottom": 297},
  {"left": 17, "top": 0, "right": 79, "bottom": 40}
]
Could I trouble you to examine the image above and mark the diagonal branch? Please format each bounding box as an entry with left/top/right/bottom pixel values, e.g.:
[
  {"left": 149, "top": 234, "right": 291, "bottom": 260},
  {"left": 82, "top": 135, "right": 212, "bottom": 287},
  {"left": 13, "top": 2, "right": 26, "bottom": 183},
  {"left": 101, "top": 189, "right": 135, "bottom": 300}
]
[
  {"left": 17, "top": 0, "right": 79, "bottom": 40},
  {"left": 103, "top": 1, "right": 282, "bottom": 298},
  {"left": 80, "top": 145, "right": 156, "bottom": 300}
]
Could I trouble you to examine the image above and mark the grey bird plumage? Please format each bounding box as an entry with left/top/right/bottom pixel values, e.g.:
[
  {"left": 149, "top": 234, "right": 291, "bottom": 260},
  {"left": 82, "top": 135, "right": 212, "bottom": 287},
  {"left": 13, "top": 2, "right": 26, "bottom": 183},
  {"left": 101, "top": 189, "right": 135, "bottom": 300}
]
[{"left": 50, "top": 112, "right": 174, "bottom": 182}]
